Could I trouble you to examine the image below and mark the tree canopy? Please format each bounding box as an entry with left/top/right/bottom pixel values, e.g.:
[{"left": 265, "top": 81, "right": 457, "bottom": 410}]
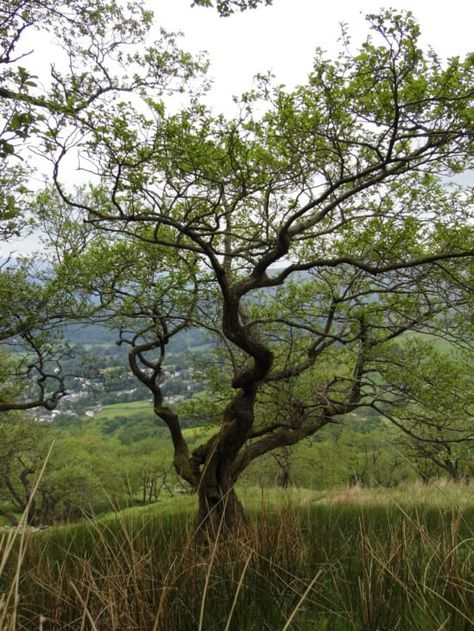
[{"left": 0, "top": 0, "right": 204, "bottom": 412}]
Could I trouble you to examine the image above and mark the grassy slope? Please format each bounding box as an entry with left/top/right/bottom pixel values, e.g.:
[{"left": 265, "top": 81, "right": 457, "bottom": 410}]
[
  {"left": 42, "top": 481, "right": 474, "bottom": 537},
  {"left": 3, "top": 483, "right": 473, "bottom": 631}
]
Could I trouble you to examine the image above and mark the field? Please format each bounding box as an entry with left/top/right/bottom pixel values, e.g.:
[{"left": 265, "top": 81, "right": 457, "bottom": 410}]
[
  {"left": 93, "top": 399, "right": 156, "bottom": 421},
  {"left": 1, "top": 484, "right": 473, "bottom": 630}
]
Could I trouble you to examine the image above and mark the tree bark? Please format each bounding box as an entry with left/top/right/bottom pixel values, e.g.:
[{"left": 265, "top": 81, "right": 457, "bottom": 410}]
[
  {"left": 444, "top": 459, "right": 462, "bottom": 482},
  {"left": 197, "top": 465, "right": 245, "bottom": 534},
  {"left": 195, "top": 389, "right": 257, "bottom": 533}
]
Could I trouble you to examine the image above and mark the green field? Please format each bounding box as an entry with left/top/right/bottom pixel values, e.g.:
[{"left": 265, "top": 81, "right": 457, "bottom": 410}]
[
  {"left": 90, "top": 395, "right": 208, "bottom": 425},
  {"left": 93, "top": 399, "right": 155, "bottom": 420}
]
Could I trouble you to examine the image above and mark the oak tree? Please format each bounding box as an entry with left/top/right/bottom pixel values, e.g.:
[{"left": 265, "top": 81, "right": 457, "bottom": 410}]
[{"left": 39, "top": 10, "right": 474, "bottom": 530}]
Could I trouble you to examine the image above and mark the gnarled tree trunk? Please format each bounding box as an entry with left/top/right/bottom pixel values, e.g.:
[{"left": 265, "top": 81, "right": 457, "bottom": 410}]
[
  {"left": 194, "top": 389, "right": 257, "bottom": 533},
  {"left": 197, "top": 473, "right": 245, "bottom": 534}
]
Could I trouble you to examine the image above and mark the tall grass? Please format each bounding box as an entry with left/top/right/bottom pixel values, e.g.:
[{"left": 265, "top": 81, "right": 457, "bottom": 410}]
[
  {"left": 0, "top": 443, "right": 54, "bottom": 630},
  {"left": 1, "top": 487, "right": 473, "bottom": 630}
]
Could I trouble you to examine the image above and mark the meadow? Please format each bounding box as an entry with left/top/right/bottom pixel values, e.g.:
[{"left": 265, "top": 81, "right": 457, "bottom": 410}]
[{"left": 1, "top": 483, "right": 473, "bottom": 630}]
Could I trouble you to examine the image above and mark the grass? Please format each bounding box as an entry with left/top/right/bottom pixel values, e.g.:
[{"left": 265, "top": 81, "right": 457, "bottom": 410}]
[
  {"left": 1, "top": 482, "right": 473, "bottom": 630},
  {"left": 279, "top": 480, "right": 474, "bottom": 509},
  {"left": 93, "top": 399, "right": 154, "bottom": 420},
  {"left": 83, "top": 393, "right": 208, "bottom": 425}
]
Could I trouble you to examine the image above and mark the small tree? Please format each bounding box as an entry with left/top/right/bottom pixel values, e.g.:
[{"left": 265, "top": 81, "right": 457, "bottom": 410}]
[
  {"left": 380, "top": 342, "right": 474, "bottom": 482},
  {"left": 0, "top": 417, "right": 145, "bottom": 525}
]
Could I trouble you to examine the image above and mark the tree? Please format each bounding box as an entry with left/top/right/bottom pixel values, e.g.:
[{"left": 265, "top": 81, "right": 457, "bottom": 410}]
[
  {"left": 22, "top": 10, "right": 474, "bottom": 530},
  {"left": 0, "top": 0, "right": 206, "bottom": 412},
  {"left": 0, "top": 416, "right": 59, "bottom": 525},
  {"left": 0, "top": 258, "right": 78, "bottom": 413},
  {"left": 0, "top": 416, "right": 147, "bottom": 525},
  {"left": 380, "top": 341, "right": 474, "bottom": 482}
]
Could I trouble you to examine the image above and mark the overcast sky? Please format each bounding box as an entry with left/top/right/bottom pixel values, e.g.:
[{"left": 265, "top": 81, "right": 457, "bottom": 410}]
[
  {"left": 155, "top": 0, "right": 474, "bottom": 111},
  {"left": 3, "top": 0, "right": 474, "bottom": 256}
]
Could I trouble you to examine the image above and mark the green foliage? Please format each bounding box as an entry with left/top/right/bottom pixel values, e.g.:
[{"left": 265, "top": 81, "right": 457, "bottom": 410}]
[
  {"left": 0, "top": 414, "right": 179, "bottom": 525},
  {"left": 243, "top": 420, "right": 416, "bottom": 489},
  {"left": 0, "top": 162, "right": 31, "bottom": 239},
  {"left": 380, "top": 340, "right": 474, "bottom": 480},
  {"left": 192, "top": 0, "right": 273, "bottom": 17}
]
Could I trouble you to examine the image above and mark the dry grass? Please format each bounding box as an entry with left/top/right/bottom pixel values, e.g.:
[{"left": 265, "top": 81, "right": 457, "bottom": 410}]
[
  {"left": 243, "top": 479, "right": 474, "bottom": 509},
  {"left": 1, "top": 483, "right": 473, "bottom": 630}
]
